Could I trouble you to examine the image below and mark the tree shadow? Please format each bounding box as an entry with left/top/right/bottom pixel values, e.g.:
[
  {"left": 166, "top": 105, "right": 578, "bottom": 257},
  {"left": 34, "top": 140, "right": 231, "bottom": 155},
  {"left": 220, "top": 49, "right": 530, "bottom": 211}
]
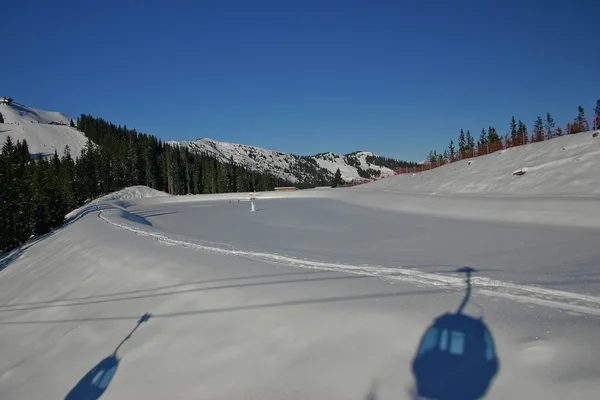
[
  {"left": 411, "top": 267, "right": 499, "bottom": 400},
  {"left": 64, "top": 313, "right": 151, "bottom": 400}
]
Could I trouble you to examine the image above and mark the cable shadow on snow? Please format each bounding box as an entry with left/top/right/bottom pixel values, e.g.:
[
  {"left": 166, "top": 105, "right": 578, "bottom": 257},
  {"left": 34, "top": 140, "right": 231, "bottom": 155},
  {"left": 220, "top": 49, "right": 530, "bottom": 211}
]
[
  {"left": 0, "top": 270, "right": 327, "bottom": 307},
  {"left": 64, "top": 313, "right": 151, "bottom": 400},
  {"left": 0, "top": 274, "right": 371, "bottom": 313},
  {"left": 0, "top": 288, "right": 454, "bottom": 325}
]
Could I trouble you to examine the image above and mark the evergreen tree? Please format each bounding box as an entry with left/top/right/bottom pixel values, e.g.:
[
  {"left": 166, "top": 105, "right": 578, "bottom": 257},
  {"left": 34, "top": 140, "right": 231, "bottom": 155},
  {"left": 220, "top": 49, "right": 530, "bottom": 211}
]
[
  {"left": 510, "top": 116, "right": 517, "bottom": 140},
  {"left": 478, "top": 128, "right": 488, "bottom": 146},
  {"left": 574, "top": 105, "right": 589, "bottom": 133},
  {"left": 448, "top": 140, "right": 455, "bottom": 161},
  {"left": 594, "top": 99, "right": 600, "bottom": 130},
  {"left": 70, "top": 119, "right": 75, "bottom": 128},
  {"left": 466, "top": 130, "right": 475, "bottom": 151},
  {"left": 545, "top": 112, "right": 555, "bottom": 140},
  {"left": 0, "top": 112, "right": 4, "bottom": 123},
  {"left": 533, "top": 116, "right": 544, "bottom": 142},
  {"left": 331, "top": 168, "right": 343, "bottom": 188},
  {"left": 555, "top": 126, "right": 563, "bottom": 137},
  {"left": 458, "top": 129, "right": 466, "bottom": 152},
  {"left": 517, "top": 120, "right": 528, "bottom": 145},
  {"left": 487, "top": 126, "right": 500, "bottom": 143}
]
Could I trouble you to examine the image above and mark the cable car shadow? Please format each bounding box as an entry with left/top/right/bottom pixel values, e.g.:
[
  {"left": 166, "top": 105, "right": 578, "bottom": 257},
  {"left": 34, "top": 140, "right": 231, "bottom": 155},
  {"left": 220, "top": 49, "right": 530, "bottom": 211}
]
[
  {"left": 411, "top": 267, "right": 499, "bottom": 400},
  {"left": 64, "top": 313, "right": 151, "bottom": 400}
]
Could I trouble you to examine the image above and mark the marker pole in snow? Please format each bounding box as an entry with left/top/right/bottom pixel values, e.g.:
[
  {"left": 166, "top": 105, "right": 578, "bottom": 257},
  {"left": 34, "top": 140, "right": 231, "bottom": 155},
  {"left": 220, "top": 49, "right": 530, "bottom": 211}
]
[{"left": 251, "top": 201, "right": 256, "bottom": 212}]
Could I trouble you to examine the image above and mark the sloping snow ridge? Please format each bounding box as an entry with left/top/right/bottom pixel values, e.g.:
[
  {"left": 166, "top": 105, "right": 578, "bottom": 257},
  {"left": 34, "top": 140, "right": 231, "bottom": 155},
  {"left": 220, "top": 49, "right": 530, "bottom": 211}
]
[
  {"left": 359, "top": 130, "right": 600, "bottom": 196},
  {"left": 65, "top": 186, "right": 171, "bottom": 220},
  {"left": 0, "top": 102, "right": 88, "bottom": 158}
]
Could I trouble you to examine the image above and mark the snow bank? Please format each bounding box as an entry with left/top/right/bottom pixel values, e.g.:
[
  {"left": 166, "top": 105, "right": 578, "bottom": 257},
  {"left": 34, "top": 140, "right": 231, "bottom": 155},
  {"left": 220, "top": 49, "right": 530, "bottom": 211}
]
[
  {"left": 363, "top": 130, "right": 600, "bottom": 197},
  {"left": 65, "top": 186, "right": 171, "bottom": 220}
]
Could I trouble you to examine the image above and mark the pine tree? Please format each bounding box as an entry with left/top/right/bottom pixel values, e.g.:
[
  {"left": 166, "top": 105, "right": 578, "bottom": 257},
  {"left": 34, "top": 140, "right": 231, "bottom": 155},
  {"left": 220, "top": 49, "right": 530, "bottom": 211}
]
[
  {"left": 448, "top": 140, "right": 455, "bottom": 161},
  {"left": 0, "top": 112, "right": 4, "bottom": 123},
  {"left": 331, "top": 168, "right": 343, "bottom": 188},
  {"left": 594, "top": 99, "right": 600, "bottom": 130},
  {"left": 545, "top": 112, "right": 555, "bottom": 140},
  {"left": 517, "top": 120, "right": 528, "bottom": 145},
  {"left": 533, "top": 116, "right": 544, "bottom": 142},
  {"left": 466, "top": 130, "right": 475, "bottom": 152},
  {"left": 458, "top": 129, "right": 466, "bottom": 153},
  {"left": 574, "top": 105, "right": 589, "bottom": 133},
  {"left": 70, "top": 119, "right": 75, "bottom": 128},
  {"left": 510, "top": 116, "right": 517, "bottom": 141},
  {"left": 556, "top": 126, "right": 563, "bottom": 137}
]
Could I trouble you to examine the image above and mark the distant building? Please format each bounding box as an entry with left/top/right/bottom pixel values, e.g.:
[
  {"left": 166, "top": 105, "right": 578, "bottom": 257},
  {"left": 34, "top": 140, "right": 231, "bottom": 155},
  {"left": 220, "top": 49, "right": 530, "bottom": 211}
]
[
  {"left": 0, "top": 97, "right": 12, "bottom": 105},
  {"left": 274, "top": 187, "right": 298, "bottom": 191}
]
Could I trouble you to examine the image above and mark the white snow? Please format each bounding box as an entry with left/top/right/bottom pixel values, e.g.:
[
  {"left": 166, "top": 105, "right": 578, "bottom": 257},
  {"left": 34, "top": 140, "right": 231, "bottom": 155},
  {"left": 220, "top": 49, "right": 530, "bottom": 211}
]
[
  {"left": 0, "top": 102, "right": 88, "bottom": 158},
  {"left": 2, "top": 132, "right": 600, "bottom": 399},
  {"left": 314, "top": 151, "right": 396, "bottom": 182},
  {"left": 360, "top": 130, "right": 600, "bottom": 196}
]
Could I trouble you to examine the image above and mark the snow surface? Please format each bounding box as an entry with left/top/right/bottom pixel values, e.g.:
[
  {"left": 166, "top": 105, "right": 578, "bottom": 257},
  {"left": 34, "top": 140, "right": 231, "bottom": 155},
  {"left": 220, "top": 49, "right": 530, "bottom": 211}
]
[
  {"left": 2, "top": 133, "right": 600, "bottom": 399},
  {"left": 360, "top": 130, "right": 600, "bottom": 196},
  {"left": 1, "top": 190, "right": 600, "bottom": 399},
  {"left": 0, "top": 102, "right": 88, "bottom": 158},
  {"left": 169, "top": 138, "right": 396, "bottom": 183}
]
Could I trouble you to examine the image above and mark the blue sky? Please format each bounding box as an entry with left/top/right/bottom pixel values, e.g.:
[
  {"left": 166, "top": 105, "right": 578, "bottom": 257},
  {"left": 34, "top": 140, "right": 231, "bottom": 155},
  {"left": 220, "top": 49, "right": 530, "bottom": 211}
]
[{"left": 1, "top": 0, "right": 598, "bottom": 160}]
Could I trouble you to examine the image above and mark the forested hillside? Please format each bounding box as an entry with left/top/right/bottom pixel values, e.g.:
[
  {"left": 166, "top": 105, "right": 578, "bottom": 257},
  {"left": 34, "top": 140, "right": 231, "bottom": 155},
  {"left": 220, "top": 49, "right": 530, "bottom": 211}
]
[{"left": 0, "top": 115, "right": 295, "bottom": 253}]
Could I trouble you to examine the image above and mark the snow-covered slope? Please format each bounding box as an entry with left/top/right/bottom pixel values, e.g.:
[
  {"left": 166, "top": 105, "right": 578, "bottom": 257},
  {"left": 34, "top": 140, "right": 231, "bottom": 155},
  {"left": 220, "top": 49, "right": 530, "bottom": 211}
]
[
  {"left": 359, "top": 130, "right": 600, "bottom": 196},
  {"left": 0, "top": 101, "right": 88, "bottom": 158},
  {"left": 170, "top": 138, "right": 398, "bottom": 184},
  {"left": 314, "top": 151, "right": 396, "bottom": 181}
]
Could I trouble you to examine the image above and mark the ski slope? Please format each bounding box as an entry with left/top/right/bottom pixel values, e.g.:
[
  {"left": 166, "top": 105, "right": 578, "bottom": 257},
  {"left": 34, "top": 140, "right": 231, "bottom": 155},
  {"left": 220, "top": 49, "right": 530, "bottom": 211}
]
[
  {"left": 2, "top": 132, "right": 600, "bottom": 399},
  {"left": 0, "top": 102, "right": 88, "bottom": 158}
]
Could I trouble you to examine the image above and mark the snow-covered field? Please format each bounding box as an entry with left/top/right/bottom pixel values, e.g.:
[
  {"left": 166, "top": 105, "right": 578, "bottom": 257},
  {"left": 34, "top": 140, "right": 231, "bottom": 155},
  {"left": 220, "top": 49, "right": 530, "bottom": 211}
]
[
  {"left": 0, "top": 102, "right": 88, "bottom": 158},
  {"left": 2, "top": 133, "right": 600, "bottom": 399}
]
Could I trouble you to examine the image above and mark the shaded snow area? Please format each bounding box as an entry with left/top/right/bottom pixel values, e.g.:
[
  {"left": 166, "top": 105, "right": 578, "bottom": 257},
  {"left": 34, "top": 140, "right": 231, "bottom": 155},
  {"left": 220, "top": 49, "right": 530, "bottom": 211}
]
[
  {"left": 1, "top": 188, "right": 600, "bottom": 399},
  {"left": 0, "top": 102, "right": 88, "bottom": 158},
  {"left": 169, "top": 138, "right": 396, "bottom": 183},
  {"left": 65, "top": 186, "right": 171, "bottom": 220}
]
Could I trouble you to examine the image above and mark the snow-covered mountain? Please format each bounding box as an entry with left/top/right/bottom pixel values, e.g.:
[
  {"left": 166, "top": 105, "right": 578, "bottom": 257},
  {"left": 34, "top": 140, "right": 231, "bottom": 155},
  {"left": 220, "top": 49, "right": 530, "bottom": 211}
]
[
  {"left": 0, "top": 100, "right": 408, "bottom": 184},
  {"left": 0, "top": 100, "right": 88, "bottom": 158},
  {"left": 169, "top": 138, "right": 400, "bottom": 184}
]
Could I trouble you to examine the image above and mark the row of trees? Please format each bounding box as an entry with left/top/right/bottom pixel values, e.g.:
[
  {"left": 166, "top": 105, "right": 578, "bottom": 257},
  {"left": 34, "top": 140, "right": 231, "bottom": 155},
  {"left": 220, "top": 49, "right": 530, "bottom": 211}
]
[
  {"left": 426, "top": 101, "right": 599, "bottom": 165},
  {"left": 0, "top": 115, "right": 299, "bottom": 253}
]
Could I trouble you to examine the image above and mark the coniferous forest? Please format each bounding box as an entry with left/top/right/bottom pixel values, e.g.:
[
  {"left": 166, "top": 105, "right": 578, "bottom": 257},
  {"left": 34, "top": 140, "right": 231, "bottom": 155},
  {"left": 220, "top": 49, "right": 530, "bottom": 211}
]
[{"left": 0, "top": 114, "right": 295, "bottom": 253}]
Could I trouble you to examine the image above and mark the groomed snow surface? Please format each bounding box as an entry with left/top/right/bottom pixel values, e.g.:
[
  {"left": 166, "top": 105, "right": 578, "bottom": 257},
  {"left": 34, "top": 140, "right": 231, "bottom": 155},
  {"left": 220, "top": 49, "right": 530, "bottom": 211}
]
[{"left": 2, "top": 132, "right": 600, "bottom": 399}]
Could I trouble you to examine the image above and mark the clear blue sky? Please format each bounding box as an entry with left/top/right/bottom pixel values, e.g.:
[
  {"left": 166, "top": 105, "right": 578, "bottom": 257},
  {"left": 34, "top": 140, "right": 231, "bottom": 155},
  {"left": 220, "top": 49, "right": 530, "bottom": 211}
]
[{"left": 2, "top": 0, "right": 598, "bottom": 160}]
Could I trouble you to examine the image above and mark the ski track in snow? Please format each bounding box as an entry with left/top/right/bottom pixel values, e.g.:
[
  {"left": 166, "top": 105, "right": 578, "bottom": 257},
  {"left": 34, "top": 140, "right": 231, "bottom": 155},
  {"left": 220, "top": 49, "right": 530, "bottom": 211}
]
[{"left": 93, "top": 204, "right": 600, "bottom": 317}]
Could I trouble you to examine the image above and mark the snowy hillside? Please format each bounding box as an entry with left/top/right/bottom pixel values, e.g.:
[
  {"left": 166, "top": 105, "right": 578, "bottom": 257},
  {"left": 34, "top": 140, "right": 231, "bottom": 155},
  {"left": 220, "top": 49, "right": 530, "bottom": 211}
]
[
  {"left": 359, "top": 130, "right": 600, "bottom": 196},
  {"left": 170, "top": 138, "right": 399, "bottom": 184},
  {"left": 0, "top": 101, "right": 88, "bottom": 158}
]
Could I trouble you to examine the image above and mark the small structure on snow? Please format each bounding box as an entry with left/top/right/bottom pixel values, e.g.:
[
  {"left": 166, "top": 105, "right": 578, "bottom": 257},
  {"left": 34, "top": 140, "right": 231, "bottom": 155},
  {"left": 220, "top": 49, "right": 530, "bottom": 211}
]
[{"left": 512, "top": 168, "right": 527, "bottom": 176}]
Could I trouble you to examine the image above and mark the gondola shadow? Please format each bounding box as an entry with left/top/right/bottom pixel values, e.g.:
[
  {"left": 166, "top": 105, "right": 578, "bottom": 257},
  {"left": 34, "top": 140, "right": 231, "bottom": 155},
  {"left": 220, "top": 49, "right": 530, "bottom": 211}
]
[
  {"left": 65, "top": 313, "right": 151, "bottom": 400},
  {"left": 411, "top": 267, "right": 499, "bottom": 400}
]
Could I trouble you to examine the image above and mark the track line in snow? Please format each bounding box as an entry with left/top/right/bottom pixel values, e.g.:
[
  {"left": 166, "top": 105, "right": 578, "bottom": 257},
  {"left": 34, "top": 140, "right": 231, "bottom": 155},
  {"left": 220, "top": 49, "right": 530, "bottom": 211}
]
[{"left": 98, "top": 207, "right": 600, "bottom": 317}]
